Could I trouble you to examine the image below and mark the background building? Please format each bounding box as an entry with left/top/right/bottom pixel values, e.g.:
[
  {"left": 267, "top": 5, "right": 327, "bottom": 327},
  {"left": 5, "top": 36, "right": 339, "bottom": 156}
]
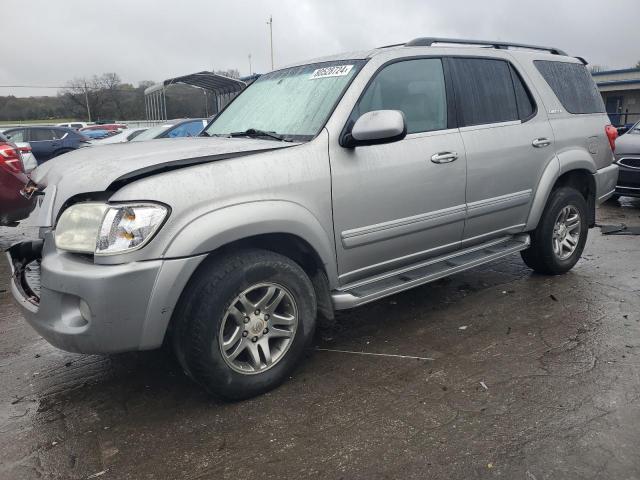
[{"left": 593, "top": 68, "right": 640, "bottom": 126}]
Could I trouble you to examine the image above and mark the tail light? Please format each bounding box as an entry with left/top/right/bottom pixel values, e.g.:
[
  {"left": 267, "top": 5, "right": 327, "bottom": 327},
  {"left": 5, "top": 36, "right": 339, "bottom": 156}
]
[
  {"left": 605, "top": 125, "right": 618, "bottom": 152},
  {"left": 0, "top": 143, "right": 25, "bottom": 173}
]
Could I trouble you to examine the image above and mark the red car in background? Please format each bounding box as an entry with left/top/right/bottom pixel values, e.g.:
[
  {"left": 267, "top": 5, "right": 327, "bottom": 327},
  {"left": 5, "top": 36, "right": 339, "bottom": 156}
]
[
  {"left": 0, "top": 132, "right": 36, "bottom": 226},
  {"left": 80, "top": 123, "right": 127, "bottom": 132}
]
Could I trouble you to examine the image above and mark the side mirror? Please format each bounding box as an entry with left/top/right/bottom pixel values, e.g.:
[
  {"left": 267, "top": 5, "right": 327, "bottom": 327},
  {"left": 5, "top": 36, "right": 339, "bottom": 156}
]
[{"left": 343, "top": 110, "right": 407, "bottom": 148}]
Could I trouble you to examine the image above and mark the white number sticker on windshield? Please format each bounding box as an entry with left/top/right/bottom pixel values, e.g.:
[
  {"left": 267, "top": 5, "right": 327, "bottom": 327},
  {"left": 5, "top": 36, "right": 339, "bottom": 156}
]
[{"left": 310, "top": 65, "right": 354, "bottom": 79}]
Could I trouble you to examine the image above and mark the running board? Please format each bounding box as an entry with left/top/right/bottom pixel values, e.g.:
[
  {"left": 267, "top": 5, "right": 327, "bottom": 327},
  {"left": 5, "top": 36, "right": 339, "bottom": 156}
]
[{"left": 331, "top": 234, "right": 530, "bottom": 309}]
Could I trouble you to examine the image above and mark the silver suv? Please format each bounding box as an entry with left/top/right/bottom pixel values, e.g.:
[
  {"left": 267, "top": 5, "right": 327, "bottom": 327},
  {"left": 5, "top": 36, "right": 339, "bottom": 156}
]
[{"left": 7, "top": 38, "right": 619, "bottom": 399}]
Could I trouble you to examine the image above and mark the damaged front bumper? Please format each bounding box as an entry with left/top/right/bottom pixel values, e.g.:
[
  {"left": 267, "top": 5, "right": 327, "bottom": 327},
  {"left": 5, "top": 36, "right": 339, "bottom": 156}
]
[{"left": 6, "top": 233, "right": 206, "bottom": 354}]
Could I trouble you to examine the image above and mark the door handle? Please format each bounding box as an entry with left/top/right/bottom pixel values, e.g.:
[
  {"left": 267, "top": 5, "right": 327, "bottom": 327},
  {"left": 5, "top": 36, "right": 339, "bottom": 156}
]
[
  {"left": 532, "top": 137, "right": 551, "bottom": 148},
  {"left": 431, "top": 151, "right": 458, "bottom": 164}
]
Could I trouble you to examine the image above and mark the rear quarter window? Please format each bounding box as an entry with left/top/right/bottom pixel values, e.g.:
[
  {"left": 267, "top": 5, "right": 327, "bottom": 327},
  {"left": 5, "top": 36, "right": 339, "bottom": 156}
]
[{"left": 534, "top": 60, "right": 605, "bottom": 114}]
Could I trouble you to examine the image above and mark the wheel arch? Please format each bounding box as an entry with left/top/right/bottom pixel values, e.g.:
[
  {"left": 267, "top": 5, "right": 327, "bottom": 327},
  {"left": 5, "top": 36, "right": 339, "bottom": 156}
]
[{"left": 526, "top": 152, "right": 597, "bottom": 230}]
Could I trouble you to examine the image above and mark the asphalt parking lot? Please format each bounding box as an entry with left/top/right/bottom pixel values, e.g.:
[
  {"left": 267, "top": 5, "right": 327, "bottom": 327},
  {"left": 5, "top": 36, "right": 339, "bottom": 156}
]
[{"left": 1, "top": 198, "right": 639, "bottom": 480}]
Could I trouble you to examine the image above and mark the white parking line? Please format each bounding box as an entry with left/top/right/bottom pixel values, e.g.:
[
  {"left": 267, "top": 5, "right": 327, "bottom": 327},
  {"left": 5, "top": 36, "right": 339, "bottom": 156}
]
[{"left": 315, "top": 348, "right": 434, "bottom": 361}]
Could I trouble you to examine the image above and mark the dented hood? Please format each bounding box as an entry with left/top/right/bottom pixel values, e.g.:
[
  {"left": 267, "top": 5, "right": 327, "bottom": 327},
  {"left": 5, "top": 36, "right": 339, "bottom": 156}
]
[{"left": 28, "top": 136, "right": 295, "bottom": 226}]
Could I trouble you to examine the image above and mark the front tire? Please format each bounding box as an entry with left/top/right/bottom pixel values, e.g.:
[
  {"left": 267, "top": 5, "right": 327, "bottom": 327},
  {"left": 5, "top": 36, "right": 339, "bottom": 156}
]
[
  {"left": 173, "top": 249, "right": 317, "bottom": 400},
  {"left": 521, "top": 186, "right": 588, "bottom": 275}
]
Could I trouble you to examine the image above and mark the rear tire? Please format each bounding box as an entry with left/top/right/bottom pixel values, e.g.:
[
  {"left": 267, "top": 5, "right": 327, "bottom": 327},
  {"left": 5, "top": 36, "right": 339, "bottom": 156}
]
[
  {"left": 521, "top": 186, "right": 588, "bottom": 275},
  {"left": 173, "top": 249, "right": 317, "bottom": 400}
]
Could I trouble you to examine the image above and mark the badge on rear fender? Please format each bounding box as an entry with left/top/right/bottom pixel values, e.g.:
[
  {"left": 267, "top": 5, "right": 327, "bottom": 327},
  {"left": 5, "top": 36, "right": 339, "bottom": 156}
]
[{"left": 310, "top": 65, "right": 354, "bottom": 79}]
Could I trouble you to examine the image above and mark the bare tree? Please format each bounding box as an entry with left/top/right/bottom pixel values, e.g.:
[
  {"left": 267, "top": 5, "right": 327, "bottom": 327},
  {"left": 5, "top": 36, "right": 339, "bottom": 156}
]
[
  {"left": 215, "top": 68, "right": 241, "bottom": 79},
  {"left": 97, "top": 73, "right": 125, "bottom": 118}
]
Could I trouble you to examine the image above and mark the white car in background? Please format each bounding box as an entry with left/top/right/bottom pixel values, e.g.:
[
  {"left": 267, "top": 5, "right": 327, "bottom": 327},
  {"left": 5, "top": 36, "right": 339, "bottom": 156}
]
[
  {"left": 15, "top": 142, "right": 37, "bottom": 172},
  {"left": 89, "top": 127, "right": 148, "bottom": 145},
  {"left": 56, "top": 122, "right": 89, "bottom": 130}
]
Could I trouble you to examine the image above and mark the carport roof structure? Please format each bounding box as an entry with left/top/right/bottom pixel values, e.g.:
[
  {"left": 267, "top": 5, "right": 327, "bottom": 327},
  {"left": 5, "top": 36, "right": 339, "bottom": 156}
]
[
  {"left": 144, "top": 71, "right": 248, "bottom": 96},
  {"left": 144, "top": 72, "right": 260, "bottom": 122}
]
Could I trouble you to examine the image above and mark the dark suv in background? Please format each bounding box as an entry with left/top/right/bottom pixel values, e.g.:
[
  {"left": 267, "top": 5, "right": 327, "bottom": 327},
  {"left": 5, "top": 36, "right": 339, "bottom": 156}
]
[{"left": 3, "top": 126, "right": 90, "bottom": 164}]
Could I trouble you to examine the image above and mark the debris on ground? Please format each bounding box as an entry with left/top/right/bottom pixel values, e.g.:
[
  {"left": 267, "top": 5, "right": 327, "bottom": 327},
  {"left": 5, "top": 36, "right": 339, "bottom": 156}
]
[{"left": 599, "top": 224, "right": 640, "bottom": 235}]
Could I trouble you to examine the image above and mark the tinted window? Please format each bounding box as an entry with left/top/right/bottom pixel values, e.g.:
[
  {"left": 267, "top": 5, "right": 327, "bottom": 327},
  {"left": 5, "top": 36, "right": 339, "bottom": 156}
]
[
  {"left": 534, "top": 61, "right": 605, "bottom": 114},
  {"left": 126, "top": 129, "right": 146, "bottom": 141},
  {"left": 355, "top": 58, "right": 448, "bottom": 134},
  {"left": 4, "top": 129, "right": 25, "bottom": 142},
  {"left": 29, "top": 128, "right": 57, "bottom": 141},
  {"left": 450, "top": 58, "right": 518, "bottom": 126},
  {"left": 510, "top": 65, "right": 535, "bottom": 120}
]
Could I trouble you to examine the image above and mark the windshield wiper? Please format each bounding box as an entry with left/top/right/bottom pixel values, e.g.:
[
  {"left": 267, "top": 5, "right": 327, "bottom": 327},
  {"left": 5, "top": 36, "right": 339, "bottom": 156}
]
[{"left": 228, "top": 128, "right": 292, "bottom": 142}]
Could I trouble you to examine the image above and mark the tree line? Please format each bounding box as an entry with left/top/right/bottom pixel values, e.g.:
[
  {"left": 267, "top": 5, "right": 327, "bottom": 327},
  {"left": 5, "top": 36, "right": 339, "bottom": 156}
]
[{"left": 0, "top": 69, "right": 240, "bottom": 122}]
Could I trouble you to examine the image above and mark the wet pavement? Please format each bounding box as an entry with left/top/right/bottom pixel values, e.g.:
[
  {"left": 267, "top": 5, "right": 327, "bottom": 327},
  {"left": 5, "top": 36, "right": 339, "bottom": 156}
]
[{"left": 1, "top": 198, "right": 639, "bottom": 480}]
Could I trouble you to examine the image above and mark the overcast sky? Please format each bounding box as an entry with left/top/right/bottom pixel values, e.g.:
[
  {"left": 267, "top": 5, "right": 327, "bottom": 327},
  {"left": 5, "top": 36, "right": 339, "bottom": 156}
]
[{"left": 3, "top": 0, "right": 639, "bottom": 97}]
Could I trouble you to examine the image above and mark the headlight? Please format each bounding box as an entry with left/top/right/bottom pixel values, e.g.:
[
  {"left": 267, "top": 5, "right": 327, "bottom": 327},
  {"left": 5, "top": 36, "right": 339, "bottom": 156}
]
[{"left": 55, "top": 202, "right": 168, "bottom": 255}]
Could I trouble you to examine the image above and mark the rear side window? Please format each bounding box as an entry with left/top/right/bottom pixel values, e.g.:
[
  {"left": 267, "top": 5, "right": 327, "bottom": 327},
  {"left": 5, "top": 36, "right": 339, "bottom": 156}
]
[
  {"left": 510, "top": 65, "right": 535, "bottom": 120},
  {"left": 449, "top": 58, "right": 520, "bottom": 126},
  {"left": 4, "top": 129, "right": 25, "bottom": 142},
  {"left": 534, "top": 61, "right": 605, "bottom": 114},
  {"left": 51, "top": 129, "right": 68, "bottom": 139},
  {"left": 355, "top": 58, "right": 448, "bottom": 134}
]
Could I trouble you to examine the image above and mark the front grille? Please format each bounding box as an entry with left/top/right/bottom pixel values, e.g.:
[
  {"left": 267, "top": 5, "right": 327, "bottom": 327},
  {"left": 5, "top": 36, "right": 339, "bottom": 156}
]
[{"left": 618, "top": 157, "right": 640, "bottom": 170}]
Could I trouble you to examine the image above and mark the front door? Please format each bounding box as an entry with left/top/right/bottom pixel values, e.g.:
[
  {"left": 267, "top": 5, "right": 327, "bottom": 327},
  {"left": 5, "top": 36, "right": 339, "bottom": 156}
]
[{"left": 329, "top": 58, "right": 467, "bottom": 285}]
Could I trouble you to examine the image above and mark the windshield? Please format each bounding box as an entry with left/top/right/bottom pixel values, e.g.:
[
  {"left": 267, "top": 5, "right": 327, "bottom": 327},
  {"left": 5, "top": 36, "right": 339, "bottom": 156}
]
[
  {"left": 629, "top": 121, "right": 640, "bottom": 134},
  {"left": 205, "top": 60, "right": 364, "bottom": 140},
  {"left": 131, "top": 124, "right": 172, "bottom": 142}
]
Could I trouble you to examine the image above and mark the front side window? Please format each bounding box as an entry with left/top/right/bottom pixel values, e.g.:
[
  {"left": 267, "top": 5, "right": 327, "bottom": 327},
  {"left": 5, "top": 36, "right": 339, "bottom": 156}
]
[
  {"left": 354, "top": 58, "right": 448, "bottom": 134},
  {"left": 534, "top": 60, "right": 605, "bottom": 114},
  {"left": 449, "top": 58, "right": 519, "bottom": 127},
  {"left": 168, "top": 120, "right": 205, "bottom": 138},
  {"left": 205, "top": 61, "right": 364, "bottom": 140},
  {"left": 29, "top": 129, "right": 57, "bottom": 141}
]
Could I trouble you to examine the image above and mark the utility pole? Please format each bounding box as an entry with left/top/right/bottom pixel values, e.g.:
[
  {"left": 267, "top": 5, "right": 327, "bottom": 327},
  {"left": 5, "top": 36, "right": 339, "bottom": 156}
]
[
  {"left": 248, "top": 53, "right": 252, "bottom": 75},
  {"left": 267, "top": 15, "right": 274, "bottom": 70},
  {"left": 83, "top": 81, "right": 92, "bottom": 122}
]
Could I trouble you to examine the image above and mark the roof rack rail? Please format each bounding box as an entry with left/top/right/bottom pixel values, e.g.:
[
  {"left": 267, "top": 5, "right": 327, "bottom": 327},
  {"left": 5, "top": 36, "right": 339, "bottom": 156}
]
[{"left": 404, "top": 37, "right": 568, "bottom": 56}]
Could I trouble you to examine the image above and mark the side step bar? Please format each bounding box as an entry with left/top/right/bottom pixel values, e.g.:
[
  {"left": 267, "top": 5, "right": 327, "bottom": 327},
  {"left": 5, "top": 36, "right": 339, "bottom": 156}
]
[{"left": 331, "top": 234, "right": 530, "bottom": 309}]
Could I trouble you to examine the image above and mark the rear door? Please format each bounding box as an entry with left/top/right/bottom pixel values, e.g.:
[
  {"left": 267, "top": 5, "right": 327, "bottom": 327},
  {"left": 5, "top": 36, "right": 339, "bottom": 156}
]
[{"left": 448, "top": 56, "right": 555, "bottom": 244}]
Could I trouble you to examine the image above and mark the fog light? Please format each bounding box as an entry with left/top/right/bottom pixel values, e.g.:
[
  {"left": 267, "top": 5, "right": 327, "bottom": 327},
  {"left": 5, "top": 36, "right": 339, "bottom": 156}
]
[{"left": 79, "top": 299, "right": 92, "bottom": 322}]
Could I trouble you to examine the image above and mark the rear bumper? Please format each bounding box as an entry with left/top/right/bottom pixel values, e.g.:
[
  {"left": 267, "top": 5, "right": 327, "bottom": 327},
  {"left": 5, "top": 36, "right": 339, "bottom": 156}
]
[
  {"left": 593, "top": 164, "right": 619, "bottom": 204},
  {"left": 6, "top": 233, "right": 206, "bottom": 354},
  {"left": 0, "top": 171, "right": 36, "bottom": 225}
]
